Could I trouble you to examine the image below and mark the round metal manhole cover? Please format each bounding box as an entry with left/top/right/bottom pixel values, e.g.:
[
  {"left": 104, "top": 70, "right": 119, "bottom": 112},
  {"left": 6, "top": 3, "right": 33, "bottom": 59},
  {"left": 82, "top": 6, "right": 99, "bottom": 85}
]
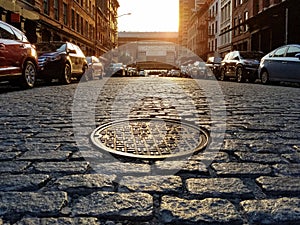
[{"left": 90, "top": 119, "right": 209, "bottom": 159}]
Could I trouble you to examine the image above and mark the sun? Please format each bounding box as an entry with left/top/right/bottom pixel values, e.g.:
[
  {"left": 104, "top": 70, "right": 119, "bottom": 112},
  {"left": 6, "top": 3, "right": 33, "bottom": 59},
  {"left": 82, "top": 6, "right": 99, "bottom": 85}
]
[{"left": 117, "top": 0, "right": 179, "bottom": 32}]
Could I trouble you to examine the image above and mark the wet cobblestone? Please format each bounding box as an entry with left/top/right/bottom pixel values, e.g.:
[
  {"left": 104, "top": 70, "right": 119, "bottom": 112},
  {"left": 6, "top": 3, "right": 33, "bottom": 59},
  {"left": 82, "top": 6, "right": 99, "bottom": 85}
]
[{"left": 0, "top": 77, "right": 299, "bottom": 224}]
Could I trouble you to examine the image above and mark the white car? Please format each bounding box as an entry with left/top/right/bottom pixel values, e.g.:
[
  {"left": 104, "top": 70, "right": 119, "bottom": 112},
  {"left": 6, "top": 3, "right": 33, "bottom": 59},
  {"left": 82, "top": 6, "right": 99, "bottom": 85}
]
[{"left": 86, "top": 56, "right": 104, "bottom": 79}]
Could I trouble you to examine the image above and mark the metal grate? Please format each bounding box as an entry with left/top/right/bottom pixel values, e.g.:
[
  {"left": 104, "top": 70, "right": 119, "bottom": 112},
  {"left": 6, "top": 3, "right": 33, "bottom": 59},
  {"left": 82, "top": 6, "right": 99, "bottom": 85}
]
[{"left": 90, "top": 119, "right": 209, "bottom": 159}]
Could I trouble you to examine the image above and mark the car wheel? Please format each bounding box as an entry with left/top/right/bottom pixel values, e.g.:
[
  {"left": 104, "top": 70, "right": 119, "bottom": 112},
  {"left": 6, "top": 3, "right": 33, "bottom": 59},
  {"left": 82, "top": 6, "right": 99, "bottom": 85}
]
[
  {"left": 80, "top": 65, "right": 89, "bottom": 82},
  {"left": 236, "top": 67, "right": 244, "bottom": 83},
  {"left": 261, "top": 70, "right": 269, "bottom": 85},
  {"left": 219, "top": 69, "right": 226, "bottom": 81},
  {"left": 88, "top": 69, "right": 95, "bottom": 80},
  {"left": 60, "top": 63, "right": 72, "bottom": 84},
  {"left": 21, "top": 60, "right": 37, "bottom": 88}
]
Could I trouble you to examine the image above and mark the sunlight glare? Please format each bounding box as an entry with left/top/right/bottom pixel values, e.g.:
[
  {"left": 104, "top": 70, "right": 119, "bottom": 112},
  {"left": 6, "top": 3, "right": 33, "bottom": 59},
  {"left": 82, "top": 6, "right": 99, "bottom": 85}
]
[{"left": 117, "top": 0, "right": 179, "bottom": 32}]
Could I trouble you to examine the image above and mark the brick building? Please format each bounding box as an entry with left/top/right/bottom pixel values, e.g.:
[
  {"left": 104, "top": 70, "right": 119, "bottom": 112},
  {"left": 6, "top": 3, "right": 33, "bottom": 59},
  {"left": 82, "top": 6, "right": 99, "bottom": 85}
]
[{"left": 0, "top": 0, "right": 119, "bottom": 57}]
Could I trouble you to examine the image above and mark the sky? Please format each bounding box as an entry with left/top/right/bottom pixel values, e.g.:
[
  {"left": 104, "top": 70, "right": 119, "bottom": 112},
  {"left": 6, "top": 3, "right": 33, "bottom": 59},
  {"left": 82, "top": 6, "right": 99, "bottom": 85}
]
[{"left": 117, "top": 0, "right": 179, "bottom": 32}]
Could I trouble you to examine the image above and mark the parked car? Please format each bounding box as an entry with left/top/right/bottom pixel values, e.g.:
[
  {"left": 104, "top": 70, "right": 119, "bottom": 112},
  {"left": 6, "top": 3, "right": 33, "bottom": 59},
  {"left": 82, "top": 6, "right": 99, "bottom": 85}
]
[
  {"left": 106, "top": 63, "right": 125, "bottom": 76},
  {"left": 187, "top": 61, "right": 208, "bottom": 79},
  {"left": 0, "top": 20, "right": 38, "bottom": 88},
  {"left": 206, "top": 56, "right": 222, "bottom": 77},
  {"left": 168, "top": 69, "right": 181, "bottom": 77},
  {"left": 219, "top": 51, "right": 264, "bottom": 82},
  {"left": 36, "top": 41, "right": 88, "bottom": 84},
  {"left": 258, "top": 44, "right": 300, "bottom": 84},
  {"left": 86, "top": 56, "right": 103, "bottom": 80}
]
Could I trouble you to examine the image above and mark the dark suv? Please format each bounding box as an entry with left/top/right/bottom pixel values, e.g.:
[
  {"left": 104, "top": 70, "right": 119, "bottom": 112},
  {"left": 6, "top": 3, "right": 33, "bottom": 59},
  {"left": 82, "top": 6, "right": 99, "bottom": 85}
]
[
  {"left": 219, "top": 51, "right": 264, "bottom": 82},
  {"left": 0, "top": 20, "right": 38, "bottom": 88},
  {"left": 37, "top": 41, "right": 88, "bottom": 84},
  {"left": 206, "top": 57, "right": 222, "bottom": 77}
]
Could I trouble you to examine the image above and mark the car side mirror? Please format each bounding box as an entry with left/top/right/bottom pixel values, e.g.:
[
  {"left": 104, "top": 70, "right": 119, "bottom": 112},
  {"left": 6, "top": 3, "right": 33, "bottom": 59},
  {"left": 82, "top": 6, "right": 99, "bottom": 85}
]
[{"left": 295, "top": 53, "right": 300, "bottom": 60}]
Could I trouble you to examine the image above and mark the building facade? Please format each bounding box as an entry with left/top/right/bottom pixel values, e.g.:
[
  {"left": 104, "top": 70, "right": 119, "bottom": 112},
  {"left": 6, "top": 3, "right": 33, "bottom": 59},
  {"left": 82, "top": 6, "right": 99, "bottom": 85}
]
[
  {"left": 117, "top": 32, "right": 178, "bottom": 69},
  {"left": 231, "top": 0, "right": 253, "bottom": 51},
  {"left": 207, "top": 0, "right": 221, "bottom": 57},
  {"left": 180, "top": 0, "right": 299, "bottom": 59},
  {"left": 178, "top": 0, "right": 195, "bottom": 49},
  {"left": 219, "top": 0, "right": 232, "bottom": 56},
  {"left": 187, "top": 1, "right": 211, "bottom": 60},
  {"left": 247, "top": 0, "right": 300, "bottom": 53},
  {"left": 0, "top": 0, "right": 119, "bottom": 57}
]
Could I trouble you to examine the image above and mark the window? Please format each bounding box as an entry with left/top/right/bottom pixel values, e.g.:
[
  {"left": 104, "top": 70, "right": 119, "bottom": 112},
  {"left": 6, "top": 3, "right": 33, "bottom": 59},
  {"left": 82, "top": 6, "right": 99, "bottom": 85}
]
[
  {"left": 286, "top": 46, "right": 300, "bottom": 57},
  {"left": 63, "top": 3, "right": 68, "bottom": 25},
  {"left": 81, "top": 17, "right": 84, "bottom": 34},
  {"left": 244, "top": 11, "right": 249, "bottom": 31},
  {"left": 71, "top": 9, "right": 75, "bottom": 30},
  {"left": 76, "top": 13, "right": 80, "bottom": 32},
  {"left": 0, "top": 23, "right": 15, "bottom": 39},
  {"left": 43, "top": 0, "right": 49, "bottom": 15},
  {"left": 273, "top": 47, "right": 287, "bottom": 57},
  {"left": 54, "top": 0, "right": 59, "bottom": 20},
  {"left": 85, "top": 20, "right": 88, "bottom": 37},
  {"left": 239, "top": 18, "right": 243, "bottom": 34},
  {"left": 263, "top": 0, "right": 270, "bottom": 8},
  {"left": 234, "top": 17, "right": 238, "bottom": 36},
  {"left": 215, "top": 39, "right": 217, "bottom": 51}
]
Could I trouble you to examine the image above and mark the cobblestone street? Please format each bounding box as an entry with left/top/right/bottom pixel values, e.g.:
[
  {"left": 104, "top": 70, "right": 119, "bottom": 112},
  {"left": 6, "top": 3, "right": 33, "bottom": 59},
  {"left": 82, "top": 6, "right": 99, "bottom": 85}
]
[{"left": 0, "top": 77, "right": 299, "bottom": 225}]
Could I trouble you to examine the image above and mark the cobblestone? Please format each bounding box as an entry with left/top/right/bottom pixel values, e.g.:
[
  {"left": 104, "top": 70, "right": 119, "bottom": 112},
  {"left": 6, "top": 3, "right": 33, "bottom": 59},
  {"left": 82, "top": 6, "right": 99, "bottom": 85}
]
[
  {"left": 0, "top": 191, "right": 67, "bottom": 219},
  {"left": 72, "top": 191, "right": 153, "bottom": 220},
  {"left": 154, "top": 160, "right": 208, "bottom": 174},
  {"left": 118, "top": 175, "right": 182, "bottom": 193},
  {"left": 0, "top": 161, "right": 30, "bottom": 174},
  {"left": 0, "top": 174, "right": 50, "bottom": 191},
  {"left": 14, "top": 217, "right": 99, "bottom": 225},
  {"left": 256, "top": 176, "right": 300, "bottom": 195},
  {"left": 211, "top": 162, "right": 272, "bottom": 177},
  {"left": 240, "top": 197, "right": 300, "bottom": 224},
  {"left": 160, "top": 195, "right": 243, "bottom": 224},
  {"left": 272, "top": 163, "right": 300, "bottom": 176},
  {"left": 33, "top": 162, "right": 90, "bottom": 175},
  {"left": 17, "top": 150, "right": 72, "bottom": 161},
  {"left": 91, "top": 162, "right": 151, "bottom": 175},
  {"left": 186, "top": 177, "right": 253, "bottom": 199},
  {"left": 51, "top": 174, "right": 117, "bottom": 193},
  {"left": 0, "top": 78, "right": 299, "bottom": 224},
  {"left": 234, "top": 152, "right": 284, "bottom": 164}
]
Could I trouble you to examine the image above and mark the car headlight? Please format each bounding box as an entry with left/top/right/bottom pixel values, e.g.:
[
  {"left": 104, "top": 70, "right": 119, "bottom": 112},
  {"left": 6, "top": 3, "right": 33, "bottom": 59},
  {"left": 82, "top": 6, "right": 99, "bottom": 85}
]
[
  {"left": 31, "top": 48, "right": 37, "bottom": 58},
  {"left": 46, "top": 55, "right": 61, "bottom": 62}
]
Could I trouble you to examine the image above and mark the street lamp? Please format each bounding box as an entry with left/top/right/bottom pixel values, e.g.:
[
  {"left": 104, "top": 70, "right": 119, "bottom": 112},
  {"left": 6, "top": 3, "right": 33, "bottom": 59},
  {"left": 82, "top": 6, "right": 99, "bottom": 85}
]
[{"left": 116, "top": 13, "right": 132, "bottom": 18}]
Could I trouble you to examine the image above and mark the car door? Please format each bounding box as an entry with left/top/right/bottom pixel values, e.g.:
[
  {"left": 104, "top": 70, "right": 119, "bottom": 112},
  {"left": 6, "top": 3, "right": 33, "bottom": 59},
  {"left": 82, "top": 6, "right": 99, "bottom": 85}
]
[
  {"left": 67, "top": 43, "right": 78, "bottom": 73},
  {"left": 267, "top": 46, "right": 288, "bottom": 80},
  {"left": 284, "top": 45, "right": 300, "bottom": 82},
  {"left": 74, "top": 45, "right": 86, "bottom": 74},
  {"left": 229, "top": 52, "right": 240, "bottom": 76},
  {"left": 221, "top": 52, "right": 231, "bottom": 75},
  {"left": 0, "top": 22, "right": 26, "bottom": 76}
]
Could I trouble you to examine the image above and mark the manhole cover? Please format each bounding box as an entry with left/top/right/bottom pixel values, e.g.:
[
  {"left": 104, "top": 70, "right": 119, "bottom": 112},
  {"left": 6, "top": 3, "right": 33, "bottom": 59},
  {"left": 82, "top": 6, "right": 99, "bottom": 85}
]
[{"left": 90, "top": 119, "right": 209, "bottom": 159}]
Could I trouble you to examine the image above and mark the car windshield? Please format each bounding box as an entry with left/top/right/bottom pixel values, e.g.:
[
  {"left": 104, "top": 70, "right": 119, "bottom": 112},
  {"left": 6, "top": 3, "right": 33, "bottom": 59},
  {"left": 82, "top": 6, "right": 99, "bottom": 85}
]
[
  {"left": 113, "top": 63, "right": 123, "bottom": 68},
  {"left": 240, "top": 52, "right": 264, "bottom": 60},
  {"left": 36, "top": 42, "right": 66, "bottom": 53}
]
